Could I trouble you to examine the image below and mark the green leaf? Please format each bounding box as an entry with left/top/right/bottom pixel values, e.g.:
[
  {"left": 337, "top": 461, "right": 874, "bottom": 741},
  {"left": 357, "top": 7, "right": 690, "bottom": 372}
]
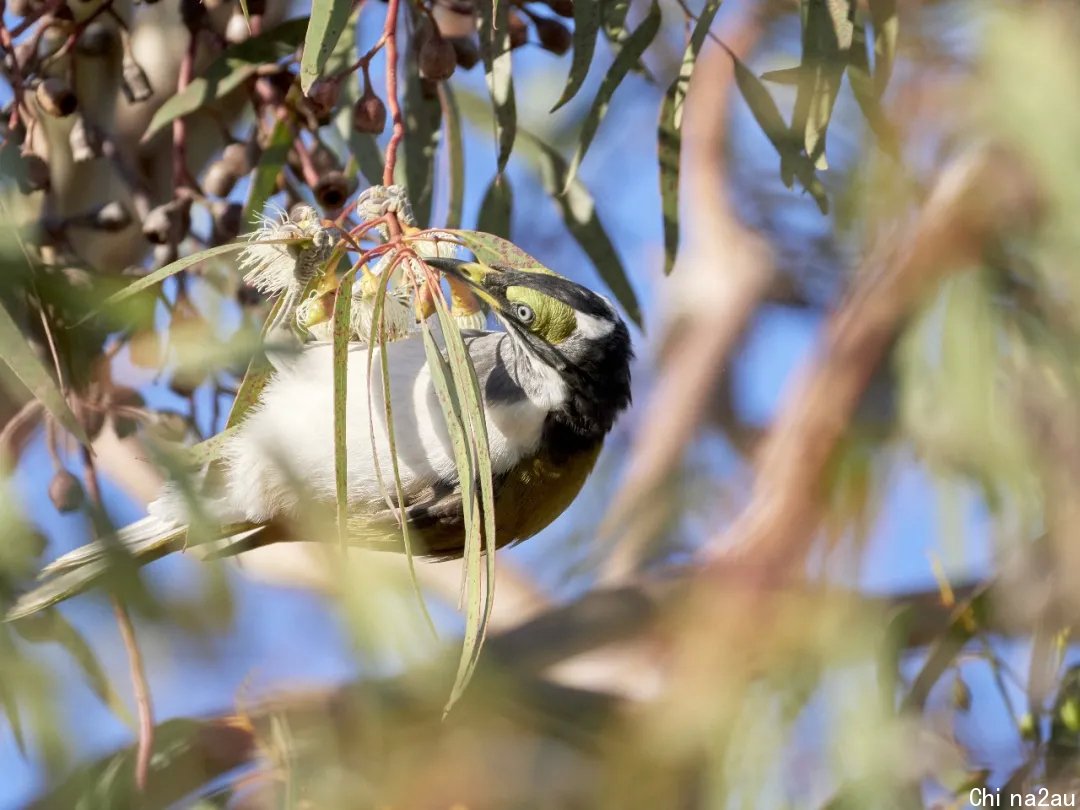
[
  {"left": 78, "top": 240, "right": 304, "bottom": 326},
  {"left": 14, "top": 610, "right": 135, "bottom": 728},
  {"left": 868, "top": 0, "right": 897, "bottom": 96},
  {"left": 476, "top": 0, "right": 517, "bottom": 172},
  {"left": 143, "top": 19, "right": 307, "bottom": 142},
  {"left": 551, "top": 0, "right": 602, "bottom": 111},
  {"left": 0, "top": 299, "right": 89, "bottom": 446},
  {"left": 846, "top": 22, "right": 900, "bottom": 158},
  {"left": 332, "top": 273, "right": 354, "bottom": 549},
  {"left": 600, "top": 0, "right": 630, "bottom": 43},
  {"left": 564, "top": 0, "right": 661, "bottom": 190},
  {"left": 447, "top": 229, "right": 541, "bottom": 269},
  {"left": 441, "top": 84, "right": 466, "bottom": 231},
  {"left": 432, "top": 293, "right": 496, "bottom": 714},
  {"left": 791, "top": 0, "right": 854, "bottom": 170},
  {"left": 724, "top": 44, "right": 829, "bottom": 213},
  {"left": 397, "top": 55, "right": 442, "bottom": 228},
  {"left": 658, "top": 0, "right": 724, "bottom": 274},
  {"left": 299, "top": 0, "right": 353, "bottom": 93},
  {"left": 476, "top": 175, "right": 513, "bottom": 240},
  {"left": 242, "top": 118, "right": 291, "bottom": 235},
  {"left": 523, "top": 133, "right": 642, "bottom": 327}
]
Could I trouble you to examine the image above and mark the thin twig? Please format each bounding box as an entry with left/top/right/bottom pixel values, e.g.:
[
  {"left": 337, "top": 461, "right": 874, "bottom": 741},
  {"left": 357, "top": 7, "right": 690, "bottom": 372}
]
[{"left": 382, "top": 0, "right": 404, "bottom": 188}]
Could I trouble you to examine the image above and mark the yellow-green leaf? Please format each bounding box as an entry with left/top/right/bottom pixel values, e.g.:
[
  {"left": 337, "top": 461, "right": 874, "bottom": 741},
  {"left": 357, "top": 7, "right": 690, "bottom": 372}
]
[
  {"left": 299, "top": 0, "right": 353, "bottom": 94},
  {"left": 551, "top": 0, "right": 601, "bottom": 112}
]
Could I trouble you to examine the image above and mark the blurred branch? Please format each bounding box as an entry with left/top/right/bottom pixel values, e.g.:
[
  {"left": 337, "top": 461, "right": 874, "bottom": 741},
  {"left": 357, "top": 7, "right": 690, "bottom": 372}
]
[
  {"left": 600, "top": 0, "right": 774, "bottom": 581},
  {"left": 704, "top": 145, "right": 1043, "bottom": 571}
]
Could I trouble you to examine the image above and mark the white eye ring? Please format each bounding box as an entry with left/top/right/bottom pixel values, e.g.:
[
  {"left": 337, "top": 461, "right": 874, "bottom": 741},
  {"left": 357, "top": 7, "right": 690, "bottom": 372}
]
[{"left": 513, "top": 303, "right": 535, "bottom": 324}]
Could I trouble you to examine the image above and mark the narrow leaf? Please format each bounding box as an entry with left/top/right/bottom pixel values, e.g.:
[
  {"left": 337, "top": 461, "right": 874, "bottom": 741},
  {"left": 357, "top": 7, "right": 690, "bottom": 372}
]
[
  {"left": 601, "top": 0, "right": 630, "bottom": 41},
  {"left": 868, "top": 0, "right": 898, "bottom": 96},
  {"left": 847, "top": 22, "right": 900, "bottom": 158},
  {"left": 658, "top": 0, "right": 724, "bottom": 274},
  {"left": 476, "top": 0, "right": 517, "bottom": 171},
  {"left": 476, "top": 175, "right": 513, "bottom": 240},
  {"left": 397, "top": 56, "right": 442, "bottom": 228},
  {"left": 300, "top": 0, "right": 353, "bottom": 93},
  {"left": 524, "top": 134, "right": 642, "bottom": 327},
  {"left": 0, "top": 300, "right": 89, "bottom": 446},
  {"left": 551, "top": 0, "right": 602, "bottom": 111},
  {"left": 242, "top": 118, "right": 291, "bottom": 235},
  {"left": 77, "top": 240, "right": 304, "bottom": 325},
  {"left": 447, "top": 229, "right": 541, "bottom": 269},
  {"left": 440, "top": 84, "right": 466, "bottom": 231},
  {"left": 564, "top": 0, "right": 661, "bottom": 190},
  {"left": 332, "top": 273, "right": 354, "bottom": 548},
  {"left": 143, "top": 20, "right": 307, "bottom": 142},
  {"left": 792, "top": 0, "right": 853, "bottom": 170}
]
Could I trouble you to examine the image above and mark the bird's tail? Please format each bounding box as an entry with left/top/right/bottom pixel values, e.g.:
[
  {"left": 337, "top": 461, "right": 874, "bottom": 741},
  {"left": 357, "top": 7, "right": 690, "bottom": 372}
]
[{"left": 5, "top": 516, "right": 189, "bottom": 621}]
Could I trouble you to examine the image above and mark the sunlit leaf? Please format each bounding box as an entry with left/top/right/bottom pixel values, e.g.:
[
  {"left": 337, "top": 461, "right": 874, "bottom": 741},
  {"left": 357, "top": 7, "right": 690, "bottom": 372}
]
[
  {"left": 0, "top": 299, "right": 89, "bottom": 446},
  {"left": 397, "top": 55, "right": 442, "bottom": 228},
  {"left": 868, "top": 0, "right": 898, "bottom": 96},
  {"left": 601, "top": 0, "right": 630, "bottom": 42},
  {"left": 476, "top": 0, "right": 517, "bottom": 172},
  {"left": 332, "top": 272, "right": 354, "bottom": 548},
  {"left": 77, "top": 240, "right": 304, "bottom": 326},
  {"left": 441, "top": 84, "right": 466, "bottom": 231},
  {"left": 564, "top": 0, "right": 661, "bottom": 191},
  {"left": 658, "top": 0, "right": 723, "bottom": 274},
  {"left": 242, "top": 118, "right": 291, "bottom": 235},
  {"left": 299, "top": 0, "right": 352, "bottom": 93},
  {"left": 448, "top": 229, "right": 540, "bottom": 268},
  {"left": 143, "top": 20, "right": 307, "bottom": 142},
  {"left": 476, "top": 175, "right": 513, "bottom": 240},
  {"left": 847, "top": 22, "right": 900, "bottom": 158},
  {"left": 524, "top": 133, "right": 642, "bottom": 327},
  {"left": 791, "top": 0, "right": 854, "bottom": 170},
  {"left": 551, "top": 0, "right": 601, "bottom": 111}
]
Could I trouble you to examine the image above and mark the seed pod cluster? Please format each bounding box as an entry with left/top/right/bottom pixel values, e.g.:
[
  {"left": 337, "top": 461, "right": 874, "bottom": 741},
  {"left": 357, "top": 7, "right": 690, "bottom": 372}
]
[
  {"left": 92, "top": 201, "right": 132, "bottom": 232},
  {"left": 69, "top": 115, "right": 103, "bottom": 162},
  {"left": 352, "top": 78, "right": 387, "bottom": 134},
  {"left": 111, "top": 386, "right": 145, "bottom": 439},
  {"left": 531, "top": 14, "right": 572, "bottom": 54},
  {"left": 142, "top": 199, "right": 191, "bottom": 245},
  {"left": 203, "top": 141, "right": 252, "bottom": 198},
  {"left": 211, "top": 201, "right": 244, "bottom": 244},
  {"left": 314, "top": 171, "right": 355, "bottom": 214}
]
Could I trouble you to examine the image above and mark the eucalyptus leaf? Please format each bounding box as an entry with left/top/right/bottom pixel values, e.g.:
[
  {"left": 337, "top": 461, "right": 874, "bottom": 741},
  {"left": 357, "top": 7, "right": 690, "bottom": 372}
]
[
  {"left": 441, "top": 84, "right": 466, "bottom": 231},
  {"left": 551, "top": 0, "right": 601, "bottom": 111},
  {"left": 658, "top": 0, "right": 724, "bottom": 274},
  {"left": 564, "top": 0, "right": 661, "bottom": 191},
  {"left": 143, "top": 20, "right": 307, "bottom": 142},
  {"left": 476, "top": 175, "right": 513, "bottom": 240},
  {"left": 397, "top": 55, "right": 442, "bottom": 228},
  {"left": 299, "top": 0, "right": 353, "bottom": 93},
  {"left": 446, "top": 229, "right": 541, "bottom": 269},
  {"left": 332, "top": 273, "right": 354, "bottom": 548},
  {"left": 847, "top": 22, "right": 900, "bottom": 158},
  {"left": 791, "top": 0, "right": 854, "bottom": 170},
  {"left": 476, "top": 0, "right": 517, "bottom": 171},
  {"left": 0, "top": 299, "right": 89, "bottom": 446},
  {"left": 242, "top": 118, "right": 291, "bottom": 235},
  {"left": 868, "top": 0, "right": 898, "bottom": 96},
  {"left": 522, "top": 134, "right": 642, "bottom": 327}
]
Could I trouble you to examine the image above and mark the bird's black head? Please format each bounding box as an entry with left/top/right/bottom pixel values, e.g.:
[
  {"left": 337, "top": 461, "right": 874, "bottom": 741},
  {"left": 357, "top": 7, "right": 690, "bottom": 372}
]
[{"left": 427, "top": 258, "right": 634, "bottom": 440}]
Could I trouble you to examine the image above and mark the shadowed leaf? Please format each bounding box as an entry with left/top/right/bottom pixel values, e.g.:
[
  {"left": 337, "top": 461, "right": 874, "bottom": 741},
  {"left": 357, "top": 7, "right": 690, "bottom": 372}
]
[
  {"left": 242, "top": 118, "right": 291, "bottom": 235},
  {"left": 300, "top": 0, "right": 353, "bottom": 93},
  {"left": 658, "top": 0, "right": 724, "bottom": 274},
  {"left": 564, "top": 0, "right": 661, "bottom": 191},
  {"left": 441, "top": 84, "right": 466, "bottom": 230},
  {"left": 397, "top": 55, "right": 442, "bottom": 228},
  {"left": 869, "top": 0, "right": 898, "bottom": 96},
  {"left": 144, "top": 20, "right": 307, "bottom": 142},
  {"left": 523, "top": 134, "right": 642, "bottom": 327},
  {"left": 551, "top": 0, "right": 602, "bottom": 111},
  {"left": 476, "top": 175, "right": 513, "bottom": 240},
  {"left": 0, "top": 300, "right": 89, "bottom": 446},
  {"left": 477, "top": 0, "right": 517, "bottom": 171}
]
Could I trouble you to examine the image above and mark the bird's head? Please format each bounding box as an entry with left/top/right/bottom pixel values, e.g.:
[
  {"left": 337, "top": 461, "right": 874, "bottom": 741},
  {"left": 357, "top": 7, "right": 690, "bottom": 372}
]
[{"left": 426, "top": 257, "right": 633, "bottom": 438}]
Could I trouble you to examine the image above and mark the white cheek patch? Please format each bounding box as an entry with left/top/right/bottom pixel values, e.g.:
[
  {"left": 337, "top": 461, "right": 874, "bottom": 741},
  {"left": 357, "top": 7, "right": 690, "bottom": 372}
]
[{"left": 574, "top": 310, "right": 615, "bottom": 340}]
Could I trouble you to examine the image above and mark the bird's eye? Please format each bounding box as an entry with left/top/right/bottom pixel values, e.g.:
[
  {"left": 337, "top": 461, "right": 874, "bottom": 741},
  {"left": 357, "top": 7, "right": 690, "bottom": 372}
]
[{"left": 513, "top": 303, "right": 535, "bottom": 324}]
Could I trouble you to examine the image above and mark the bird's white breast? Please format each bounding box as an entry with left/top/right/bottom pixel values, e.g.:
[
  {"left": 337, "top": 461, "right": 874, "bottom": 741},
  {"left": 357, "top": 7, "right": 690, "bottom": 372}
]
[{"left": 216, "top": 333, "right": 549, "bottom": 523}]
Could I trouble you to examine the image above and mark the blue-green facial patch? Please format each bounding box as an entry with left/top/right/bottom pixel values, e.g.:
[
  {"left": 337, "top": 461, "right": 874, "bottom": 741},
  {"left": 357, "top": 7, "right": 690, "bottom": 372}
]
[{"left": 506, "top": 286, "right": 577, "bottom": 344}]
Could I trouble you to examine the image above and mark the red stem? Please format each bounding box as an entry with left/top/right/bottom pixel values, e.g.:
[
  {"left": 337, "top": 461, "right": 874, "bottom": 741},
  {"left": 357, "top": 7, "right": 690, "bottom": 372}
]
[
  {"left": 173, "top": 32, "right": 198, "bottom": 191},
  {"left": 381, "top": 0, "right": 404, "bottom": 188}
]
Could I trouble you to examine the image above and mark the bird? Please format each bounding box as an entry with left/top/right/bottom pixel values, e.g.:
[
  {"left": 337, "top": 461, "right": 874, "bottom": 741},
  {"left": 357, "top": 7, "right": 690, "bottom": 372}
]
[{"left": 7, "top": 258, "right": 633, "bottom": 620}]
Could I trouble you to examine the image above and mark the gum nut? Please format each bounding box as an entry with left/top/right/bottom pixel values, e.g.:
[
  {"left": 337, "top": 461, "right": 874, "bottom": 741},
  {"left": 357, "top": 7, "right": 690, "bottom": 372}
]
[
  {"left": 93, "top": 201, "right": 132, "bottom": 232},
  {"left": 212, "top": 201, "right": 244, "bottom": 242},
  {"left": 432, "top": 1, "right": 475, "bottom": 38},
  {"left": 508, "top": 10, "right": 529, "bottom": 48},
  {"left": 48, "top": 469, "right": 85, "bottom": 513},
  {"left": 352, "top": 91, "right": 387, "bottom": 134},
  {"left": 543, "top": 0, "right": 574, "bottom": 17},
  {"left": 225, "top": 12, "right": 250, "bottom": 44},
  {"left": 314, "top": 171, "right": 355, "bottom": 213},
  {"left": 77, "top": 21, "right": 117, "bottom": 57},
  {"left": 204, "top": 160, "right": 240, "bottom": 198},
  {"left": 534, "top": 16, "right": 572, "bottom": 54},
  {"left": 450, "top": 36, "right": 480, "bottom": 69},
  {"left": 418, "top": 35, "right": 456, "bottom": 81},
  {"left": 121, "top": 54, "right": 154, "bottom": 103},
  {"left": 220, "top": 141, "right": 251, "bottom": 175},
  {"left": 19, "top": 152, "right": 50, "bottom": 193}
]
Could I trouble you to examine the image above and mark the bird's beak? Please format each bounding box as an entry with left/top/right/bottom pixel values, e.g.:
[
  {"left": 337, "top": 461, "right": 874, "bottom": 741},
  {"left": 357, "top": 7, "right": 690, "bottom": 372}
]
[{"left": 424, "top": 258, "right": 502, "bottom": 308}]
